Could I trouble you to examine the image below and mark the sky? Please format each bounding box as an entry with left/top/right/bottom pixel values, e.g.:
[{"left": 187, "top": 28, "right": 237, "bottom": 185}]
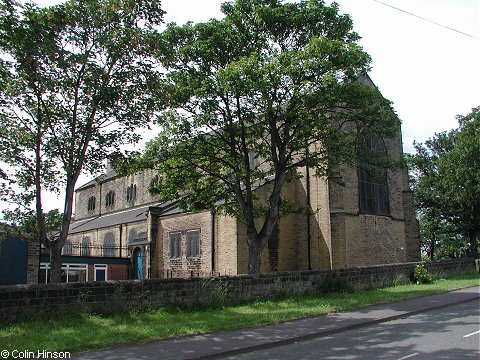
[{"left": 4, "top": 0, "right": 480, "bottom": 215}]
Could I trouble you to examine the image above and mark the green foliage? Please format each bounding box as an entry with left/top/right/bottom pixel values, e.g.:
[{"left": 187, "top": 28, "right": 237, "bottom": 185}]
[
  {"left": 1, "top": 274, "right": 478, "bottom": 352},
  {"left": 411, "top": 264, "right": 433, "bottom": 284},
  {"left": 0, "top": 0, "right": 164, "bottom": 280},
  {"left": 1, "top": 208, "right": 62, "bottom": 241},
  {"left": 407, "top": 106, "right": 480, "bottom": 259},
  {"left": 125, "top": 0, "right": 399, "bottom": 273},
  {"left": 392, "top": 273, "right": 411, "bottom": 286},
  {"left": 194, "top": 277, "right": 232, "bottom": 309}
]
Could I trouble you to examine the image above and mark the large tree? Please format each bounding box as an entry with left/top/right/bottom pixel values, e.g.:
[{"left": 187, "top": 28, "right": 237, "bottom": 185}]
[
  {"left": 0, "top": 0, "right": 164, "bottom": 282},
  {"left": 408, "top": 106, "right": 480, "bottom": 258},
  {"left": 125, "top": 0, "right": 399, "bottom": 274}
]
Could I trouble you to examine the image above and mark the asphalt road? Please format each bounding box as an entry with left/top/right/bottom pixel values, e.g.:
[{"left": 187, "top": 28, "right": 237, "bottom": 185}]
[{"left": 221, "top": 299, "right": 480, "bottom": 360}]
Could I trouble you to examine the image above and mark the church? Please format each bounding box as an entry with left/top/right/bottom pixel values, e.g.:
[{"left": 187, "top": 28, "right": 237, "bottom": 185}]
[{"left": 54, "top": 79, "right": 420, "bottom": 283}]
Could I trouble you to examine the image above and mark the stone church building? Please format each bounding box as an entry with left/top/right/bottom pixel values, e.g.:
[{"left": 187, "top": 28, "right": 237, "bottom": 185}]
[{"left": 61, "top": 81, "right": 420, "bottom": 282}]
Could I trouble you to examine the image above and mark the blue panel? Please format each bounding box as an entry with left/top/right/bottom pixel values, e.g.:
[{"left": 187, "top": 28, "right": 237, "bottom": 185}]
[{"left": 0, "top": 237, "right": 28, "bottom": 285}]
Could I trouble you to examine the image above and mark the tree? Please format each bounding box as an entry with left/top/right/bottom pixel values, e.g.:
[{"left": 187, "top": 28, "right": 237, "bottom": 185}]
[
  {"left": 408, "top": 106, "right": 480, "bottom": 258},
  {"left": 0, "top": 0, "right": 164, "bottom": 282},
  {"left": 125, "top": 0, "right": 398, "bottom": 274},
  {"left": 1, "top": 208, "right": 63, "bottom": 243}
]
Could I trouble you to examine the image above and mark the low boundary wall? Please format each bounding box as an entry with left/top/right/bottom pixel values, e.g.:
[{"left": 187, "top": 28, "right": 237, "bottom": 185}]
[{"left": 0, "top": 258, "right": 476, "bottom": 322}]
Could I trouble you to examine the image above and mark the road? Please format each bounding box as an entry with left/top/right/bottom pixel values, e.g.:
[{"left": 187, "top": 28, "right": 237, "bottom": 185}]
[{"left": 221, "top": 299, "right": 480, "bottom": 360}]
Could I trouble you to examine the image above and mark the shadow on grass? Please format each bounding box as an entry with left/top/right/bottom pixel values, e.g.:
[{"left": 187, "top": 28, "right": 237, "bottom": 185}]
[{"left": 0, "top": 273, "right": 478, "bottom": 353}]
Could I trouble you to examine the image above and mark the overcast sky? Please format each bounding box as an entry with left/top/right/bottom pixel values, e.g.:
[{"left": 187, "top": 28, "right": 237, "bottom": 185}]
[{"left": 6, "top": 0, "right": 480, "bottom": 214}]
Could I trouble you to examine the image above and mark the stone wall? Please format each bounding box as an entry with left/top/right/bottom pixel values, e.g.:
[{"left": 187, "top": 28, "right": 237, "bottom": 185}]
[
  {"left": 26, "top": 240, "right": 40, "bottom": 284},
  {"left": 0, "top": 258, "right": 475, "bottom": 323},
  {"left": 327, "top": 127, "right": 420, "bottom": 268},
  {"left": 74, "top": 169, "right": 160, "bottom": 220},
  {"left": 156, "top": 211, "right": 213, "bottom": 278}
]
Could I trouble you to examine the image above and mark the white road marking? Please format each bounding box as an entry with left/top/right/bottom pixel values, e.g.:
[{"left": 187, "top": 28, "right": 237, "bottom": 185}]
[
  {"left": 398, "top": 353, "right": 419, "bottom": 360},
  {"left": 463, "top": 330, "right": 480, "bottom": 338}
]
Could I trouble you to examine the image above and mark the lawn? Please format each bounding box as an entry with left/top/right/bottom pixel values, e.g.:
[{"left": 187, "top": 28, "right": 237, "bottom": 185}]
[{"left": 0, "top": 273, "right": 478, "bottom": 354}]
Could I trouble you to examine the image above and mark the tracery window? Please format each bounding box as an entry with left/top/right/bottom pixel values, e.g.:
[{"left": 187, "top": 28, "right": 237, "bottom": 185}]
[{"left": 358, "top": 134, "right": 390, "bottom": 216}]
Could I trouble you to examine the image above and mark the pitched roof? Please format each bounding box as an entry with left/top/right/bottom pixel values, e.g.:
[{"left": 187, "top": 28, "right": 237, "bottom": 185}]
[
  {"left": 75, "top": 169, "right": 118, "bottom": 192},
  {"left": 68, "top": 200, "right": 179, "bottom": 234}
]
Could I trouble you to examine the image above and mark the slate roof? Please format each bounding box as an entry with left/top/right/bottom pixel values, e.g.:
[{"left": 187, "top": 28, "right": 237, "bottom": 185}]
[
  {"left": 68, "top": 200, "right": 180, "bottom": 234},
  {"left": 75, "top": 169, "right": 118, "bottom": 191}
]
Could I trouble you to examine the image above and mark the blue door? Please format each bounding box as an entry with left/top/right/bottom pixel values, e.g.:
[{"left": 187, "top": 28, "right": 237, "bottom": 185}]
[{"left": 134, "top": 248, "right": 142, "bottom": 280}]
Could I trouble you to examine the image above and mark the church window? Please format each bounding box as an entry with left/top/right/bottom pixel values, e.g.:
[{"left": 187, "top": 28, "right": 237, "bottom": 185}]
[
  {"left": 63, "top": 241, "right": 72, "bottom": 256},
  {"left": 105, "top": 190, "right": 115, "bottom": 208},
  {"left": 169, "top": 232, "right": 181, "bottom": 259},
  {"left": 103, "top": 232, "right": 115, "bottom": 257},
  {"left": 80, "top": 236, "right": 91, "bottom": 256},
  {"left": 126, "top": 183, "right": 137, "bottom": 202},
  {"left": 87, "top": 196, "right": 96, "bottom": 212},
  {"left": 186, "top": 230, "right": 200, "bottom": 258},
  {"left": 358, "top": 133, "right": 390, "bottom": 216}
]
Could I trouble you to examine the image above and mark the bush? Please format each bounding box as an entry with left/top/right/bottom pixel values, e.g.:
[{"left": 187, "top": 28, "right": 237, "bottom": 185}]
[{"left": 411, "top": 264, "right": 433, "bottom": 284}]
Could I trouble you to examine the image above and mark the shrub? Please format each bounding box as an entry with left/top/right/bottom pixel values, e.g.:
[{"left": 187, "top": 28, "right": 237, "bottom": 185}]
[{"left": 411, "top": 264, "right": 433, "bottom": 284}]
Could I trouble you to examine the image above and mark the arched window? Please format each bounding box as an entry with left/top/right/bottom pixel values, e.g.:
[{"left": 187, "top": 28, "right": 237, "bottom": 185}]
[
  {"left": 63, "top": 241, "right": 72, "bottom": 256},
  {"left": 128, "top": 228, "right": 138, "bottom": 244},
  {"left": 126, "top": 183, "right": 137, "bottom": 202},
  {"left": 358, "top": 133, "right": 390, "bottom": 216},
  {"left": 103, "top": 232, "right": 115, "bottom": 257},
  {"left": 81, "top": 236, "right": 91, "bottom": 256},
  {"left": 105, "top": 190, "right": 115, "bottom": 208},
  {"left": 87, "top": 196, "right": 96, "bottom": 212}
]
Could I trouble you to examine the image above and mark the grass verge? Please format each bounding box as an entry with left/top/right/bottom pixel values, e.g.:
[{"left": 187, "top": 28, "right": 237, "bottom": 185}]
[{"left": 0, "top": 273, "right": 478, "bottom": 354}]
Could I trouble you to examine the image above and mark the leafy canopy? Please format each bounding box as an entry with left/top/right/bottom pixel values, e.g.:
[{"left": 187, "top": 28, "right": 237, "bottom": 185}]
[
  {"left": 0, "top": 0, "right": 163, "bottom": 214},
  {"left": 122, "top": 0, "right": 399, "bottom": 273},
  {"left": 0, "top": 0, "right": 164, "bottom": 280},
  {"left": 132, "top": 0, "right": 398, "bottom": 214},
  {"left": 408, "top": 106, "right": 480, "bottom": 258}
]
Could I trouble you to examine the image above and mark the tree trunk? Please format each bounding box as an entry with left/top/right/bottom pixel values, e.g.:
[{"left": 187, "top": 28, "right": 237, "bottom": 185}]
[
  {"left": 247, "top": 239, "right": 262, "bottom": 274},
  {"left": 429, "top": 237, "right": 435, "bottom": 260},
  {"left": 49, "top": 180, "right": 77, "bottom": 283},
  {"left": 49, "top": 244, "right": 63, "bottom": 283},
  {"left": 246, "top": 230, "right": 265, "bottom": 274},
  {"left": 468, "top": 229, "right": 478, "bottom": 258}
]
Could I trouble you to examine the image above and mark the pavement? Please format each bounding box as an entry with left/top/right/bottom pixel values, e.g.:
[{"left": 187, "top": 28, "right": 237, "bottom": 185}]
[{"left": 71, "top": 286, "right": 480, "bottom": 360}]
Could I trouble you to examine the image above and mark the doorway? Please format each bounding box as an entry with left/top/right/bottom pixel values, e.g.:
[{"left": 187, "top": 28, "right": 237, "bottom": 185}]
[{"left": 133, "top": 248, "right": 143, "bottom": 280}]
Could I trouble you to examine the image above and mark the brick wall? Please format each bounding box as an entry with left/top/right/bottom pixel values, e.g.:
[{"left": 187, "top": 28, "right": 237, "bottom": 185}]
[
  {"left": 0, "top": 258, "right": 475, "bottom": 323},
  {"left": 108, "top": 264, "right": 129, "bottom": 281}
]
